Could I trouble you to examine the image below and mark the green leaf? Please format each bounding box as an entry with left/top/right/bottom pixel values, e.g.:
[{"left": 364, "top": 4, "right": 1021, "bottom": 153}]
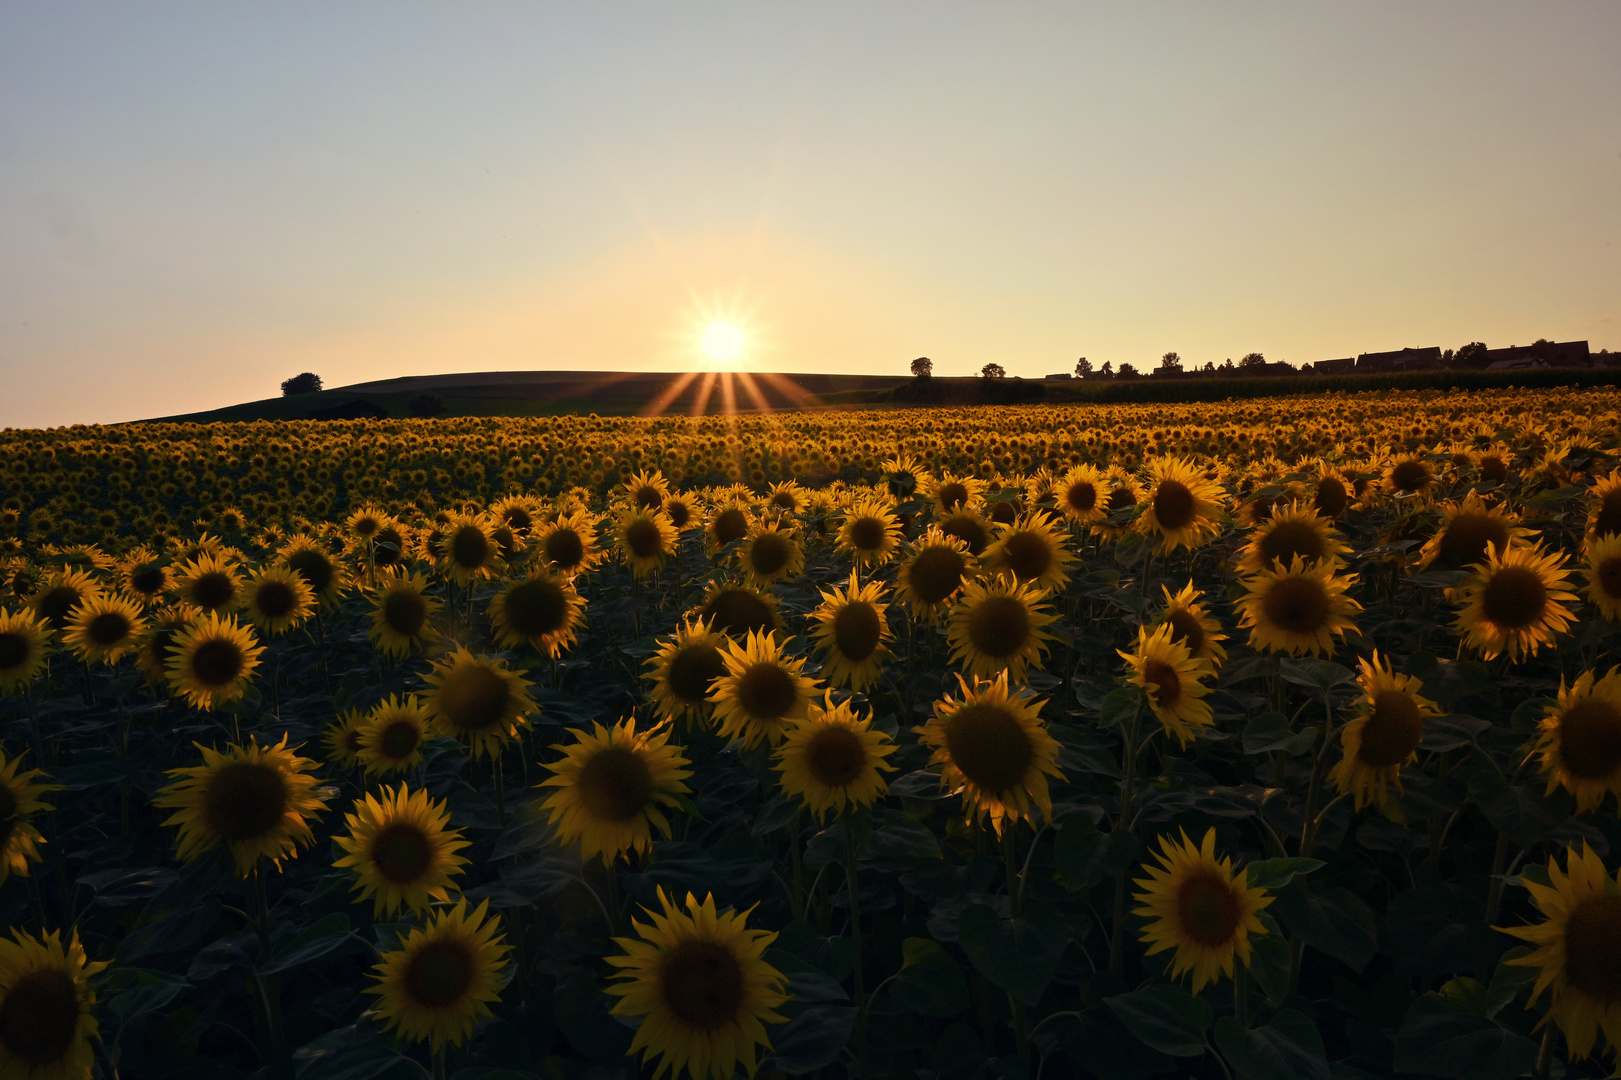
[
  {"left": 1098, "top": 686, "right": 1142, "bottom": 732},
  {"left": 260, "top": 913, "right": 360, "bottom": 974},
  {"left": 888, "top": 938, "right": 970, "bottom": 1017},
  {"left": 1213, "top": 1009, "right": 1329, "bottom": 1080},
  {"left": 1485, "top": 946, "right": 1538, "bottom": 1016},
  {"left": 957, "top": 900, "right": 1070, "bottom": 1006},
  {"left": 1272, "top": 886, "right": 1377, "bottom": 972},
  {"left": 1247, "top": 920, "right": 1293, "bottom": 1004},
  {"left": 292, "top": 1025, "right": 410, "bottom": 1080},
  {"left": 890, "top": 770, "right": 950, "bottom": 800},
  {"left": 1104, "top": 987, "right": 1213, "bottom": 1058},
  {"left": 750, "top": 794, "right": 802, "bottom": 837},
  {"left": 1241, "top": 712, "right": 1317, "bottom": 756},
  {"left": 103, "top": 968, "right": 189, "bottom": 1024},
  {"left": 1278, "top": 656, "right": 1357, "bottom": 694},
  {"left": 764, "top": 1005, "right": 856, "bottom": 1075},
  {"left": 1241, "top": 858, "right": 1324, "bottom": 890},
  {"left": 1392, "top": 995, "right": 1538, "bottom": 1080},
  {"left": 1055, "top": 817, "right": 1138, "bottom": 893}
]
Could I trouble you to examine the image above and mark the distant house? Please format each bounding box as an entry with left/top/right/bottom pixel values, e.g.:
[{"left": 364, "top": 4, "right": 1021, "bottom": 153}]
[
  {"left": 1044, "top": 373, "right": 1073, "bottom": 380},
  {"left": 1311, "top": 357, "right": 1356, "bottom": 375},
  {"left": 1482, "top": 340, "right": 1590, "bottom": 369},
  {"left": 1248, "top": 361, "right": 1300, "bottom": 377},
  {"left": 1355, "top": 347, "right": 1443, "bottom": 373}
]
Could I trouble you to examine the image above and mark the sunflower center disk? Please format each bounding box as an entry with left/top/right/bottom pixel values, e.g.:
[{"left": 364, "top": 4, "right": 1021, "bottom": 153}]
[
  {"left": 544, "top": 530, "right": 585, "bottom": 568},
  {"left": 1357, "top": 693, "right": 1424, "bottom": 767},
  {"left": 384, "top": 590, "right": 429, "bottom": 635},
  {"left": 1065, "top": 481, "right": 1097, "bottom": 514},
  {"left": 1258, "top": 522, "right": 1325, "bottom": 568},
  {"left": 937, "top": 483, "right": 969, "bottom": 511},
  {"left": 989, "top": 502, "right": 1019, "bottom": 525},
  {"left": 659, "top": 941, "right": 745, "bottom": 1030},
  {"left": 288, "top": 550, "right": 335, "bottom": 593},
  {"left": 374, "top": 528, "right": 405, "bottom": 566},
  {"left": 666, "top": 644, "right": 725, "bottom": 703},
  {"left": 578, "top": 746, "right": 655, "bottom": 821},
  {"left": 131, "top": 565, "right": 166, "bottom": 593},
  {"left": 0, "top": 967, "right": 80, "bottom": 1064},
  {"left": 634, "top": 487, "right": 663, "bottom": 510},
  {"left": 848, "top": 517, "right": 886, "bottom": 552},
  {"left": 0, "top": 634, "right": 27, "bottom": 671},
  {"left": 452, "top": 527, "right": 493, "bottom": 569},
  {"left": 713, "top": 509, "right": 748, "bottom": 545},
  {"left": 255, "top": 582, "right": 296, "bottom": 618},
  {"left": 191, "top": 573, "right": 236, "bottom": 610},
  {"left": 1260, "top": 577, "right": 1331, "bottom": 635},
  {"left": 1557, "top": 700, "right": 1621, "bottom": 780},
  {"left": 1165, "top": 610, "right": 1206, "bottom": 655},
  {"left": 505, "top": 580, "right": 568, "bottom": 636},
  {"left": 1105, "top": 488, "right": 1137, "bottom": 515},
  {"left": 967, "top": 596, "right": 1032, "bottom": 659},
  {"left": 748, "top": 534, "right": 792, "bottom": 575},
  {"left": 1598, "top": 556, "right": 1621, "bottom": 601},
  {"left": 371, "top": 823, "right": 434, "bottom": 883},
  {"left": 190, "top": 639, "right": 246, "bottom": 688},
  {"left": 942, "top": 515, "right": 989, "bottom": 555},
  {"left": 1438, "top": 513, "right": 1508, "bottom": 567},
  {"left": 832, "top": 603, "right": 882, "bottom": 661},
  {"left": 703, "top": 591, "right": 773, "bottom": 638},
  {"left": 737, "top": 664, "right": 798, "bottom": 721},
  {"left": 379, "top": 720, "right": 421, "bottom": 761},
  {"left": 1143, "top": 660, "right": 1182, "bottom": 710},
  {"left": 945, "top": 703, "right": 1034, "bottom": 795},
  {"left": 1481, "top": 566, "right": 1548, "bottom": 629},
  {"left": 1153, "top": 480, "right": 1197, "bottom": 531},
  {"left": 1596, "top": 490, "right": 1621, "bottom": 537},
  {"left": 1314, "top": 477, "right": 1348, "bottom": 516},
  {"left": 1563, "top": 895, "right": 1621, "bottom": 1002},
  {"left": 438, "top": 667, "right": 512, "bottom": 731},
  {"left": 806, "top": 726, "right": 868, "bottom": 787},
  {"left": 1391, "top": 460, "right": 1431, "bottom": 492},
  {"left": 39, "top": 587, "right": 82, "bottom": 628},
  {"left": 204, "top": 762, "right": 289, "bottom": 841},
  {"left": 88, "top": 612, "right": 131, "bottom": 647},
  {"left": 625, "top": 520, "right": 664, "bottom": 560},
  {"left": 909, "top": 548, "right": 966, "bottom": 604},
  {"left": 1176, "top": 873, "right": 1242, "bottom": 948},
  {"left": 404, "top": 941, "right": 476, "bottom": 1009},
  {"left": 1000, "top": 531, "right": 1052, "bottom": 580}
]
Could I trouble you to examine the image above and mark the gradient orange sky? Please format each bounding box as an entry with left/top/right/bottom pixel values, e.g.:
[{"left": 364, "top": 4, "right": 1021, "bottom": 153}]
[{"left": 2, "top": 3, "right": 1618, "bottom": 428}]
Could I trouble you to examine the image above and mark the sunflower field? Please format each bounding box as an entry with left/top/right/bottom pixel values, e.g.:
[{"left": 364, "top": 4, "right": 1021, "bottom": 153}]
[{"left": 2, "top": 386, "right": 1621, "bottom": 1080}]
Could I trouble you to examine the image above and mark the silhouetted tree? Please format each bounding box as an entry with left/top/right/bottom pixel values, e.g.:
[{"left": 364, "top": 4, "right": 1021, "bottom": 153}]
[
  {"left": 1201, "top": 361, "right": 1216, "bottom": 374},
  {"left": 1099, "top": 361, "right": 1114, "bottom": 378},
  {"left": 281, "top": 372, "right": 323, "bottom": 396},
  {"left": 1075, "top": 357, "right": 1092, "bottom": 378},
  {"left": 1238, "top": 352, "right": 1266, "bottom": 369},
  {"left": 911, "top": 356, "right": 934, "bottom": 379},
  {"left": 1118, "top": 362, "right": 1139, "bottom": 378},
  {"left": 1455, "top": 342, "right": 1489, "bottom": 368},
  {"left": 980, "top": 363, "right": 1006, "bottom": 380},
  {"left": 409, "top": 393, "right": 447, "bottom": 418},
  {"left": 1160, "top": 351, "right": 1183, "bottom": 371},
  {"left": 1220, "top": 358, "right": 1235, "bottom": 373}
]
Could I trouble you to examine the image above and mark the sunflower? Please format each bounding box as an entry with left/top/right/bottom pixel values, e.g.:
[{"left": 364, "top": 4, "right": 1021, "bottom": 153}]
[
  {"left": 118, "top": 547, "right": 172, "bottom": 603},
  {"left": 764, "top": 480, "right": 807, "bottom": 516},
  {"left": 605, "top": 888, "right": 789, "bottom": 1080},
  {"left": 918, "top": 672, "right": 1063, "bottom": 835},
  {"left": 1587, "top": 469, "right": 1621, "bottom": 540},
  {"left": 624, "top": 469, "right": 672, "bottom": 513},
  {"left": 421, "top": 648, "right": 535, "bottom": 760},
  {"left": 1452, "top": 542, "right": 1578, "bottom": 662},
  {"left": 238, "top": 566, "right": 314, "bottom": 637},
  {"left": 1309, "top": 462, "right": 1356, "bottom": 518},
  {"left": 324, "top": 708, "right": 370, "bottom": 770},
  {"left": 880, "top": 454, "right": 924, "bottom": 499},
  {"left": 154, "top": 734, "right": 326, "bottom": 876},
  {"left": 436, "top": 514, "right": 502, "bottom": 585},
  {"left": 369, "top": 520, "right": 414, "bottom": 571},
  {"left": 837, "top": 499, "right": 903, "bottom": 568},
  {"left": 619, "top": 509, "right": 681, "bottom": 580},
  {"left": 1413, "top": 492, "right": 1536, "bottom": 572},
  {"left": 1235, "top": 501, "right": 1349, "bottom": 575},
  {"left": 1153, "top": 582, "right": 1228, "bottom": 666},
  {"left": 1137, "top": 457, "right": 1225, "bottom": 553},
  {"left": 929, "top": 473, "right": 985, "bottom": 519},
  {"left": 1118, "top": 624, "right": 1216, "bottom": 748},
  {"left": 1093, "top": 470, "right": 1143, "bottom": 540},
  {"left": 0, "top": 750, "right": 54, "bottom": 887},
  {"left": 645, "top": 618, "right": 731, "bottom": 728},
  {"left": 736, "top": 524, "right": 804, "bottom": 589},
  {"left": 357, "top": 695, "right": 432, "bottom": 776},
  {"left": 367, "top": 571, "right": 442, "bottom": 658},
  {"left": 1132, "top": 828, "right": 1273, "bottom": 993},
  {"left": 1328, "top": 652, "right": 1442, "bottom": 811},
  {"left": 164, "top": 613, "right": 264, "bottom": 711},
  {"left": 278, "top": 536, "right": 349, "bottom": 607},
  {"left": 1054, "top": 464, "right": 1108, "bottom": 526},
  {"left": 27, "top": 569, "right": 102, "bottom": 634},
  {"left": 709, "top": 631, "right": 820, "bottom": 750},
  {"left": 1531, "top": 668, "right": 1621, "bottom": 814},
  {"left": 691, "top": 582, "right": 782, "bottom": 641},
  {"left": 61, "top": 593, "right": 147, "bottom": 666},
  {"left": 1383, "top": 454, "right": 1435, "bottom": 498},
  {"left": 169, "top": 553, "right": 242, "bottom": 615},
  {"left": 982, "top": 510, "right": 1077, "bottom": 591},
  {"left": 538, "top": 716, "right": 693, "bottom": 866},
  {"left": 896, "top": 528, "right": 979, "bottom": 621},
  {"left": 134, "top": 605, "right": 196, "bottom": 687},
  {"left": 705, "top": 501, "right": 753, "bottom": 555},
  {"left": 1236, "top": 556, "right": 1361, "bottom": 658},
  {"left": 938, "top": 510, "right": 993, "bottom": 557},
  {"left": 488, "top": 569, "right": 585, "bottom": 657},
  {"left": 945, "top": 573, "right": 1057, "bottom": 682},
  {"left": 366, "top": 898, "right": 510, "bottom": 1053},
  {"left": 1584, "top": 533, "right": 1621, "bottom": 621},
  {"left": 0, "top": 609, "right": 50, "bottom": 696},
  {"left": 664, "top": 495, "right": 695, "bottom": 532},
  {"left": 345, "top": 503, "right": 390, "bottom": 542},
  {"left": 1498, "top": 843, "right": 1621, "bottom": 1061},
  {"left": 774, "top": 694, "right": 897, "bottom": 821},
  {"left": 0, "top": 926, "right": 108, "bottom": 1080},
  {"left": 334, "top": 784, "right": 470, "bottom": 916},
  {"left": 533, "top": 507, "right": 601, "bottom": 576},
  {"left": 807, "top": 572, "right": 893, "bottom": 691}
]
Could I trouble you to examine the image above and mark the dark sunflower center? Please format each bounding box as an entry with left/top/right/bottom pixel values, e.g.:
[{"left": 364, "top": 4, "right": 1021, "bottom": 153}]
[
  {"left": 1064, "top": 481, "right": 1098, "bottom": 514},
  {"left": 354, "top": 517, "right": 381, "bottom": 537},
  {"left": 1479, "top": 456, "right": 1509, "bottom": 484},
  {"left": 1438, "top": 513, "right": 1509, "bottom": 567},
  {"left": 702, "top": 589, "right": 774, "bottom": 638},
  {"left": 0, "top": 967, "right": 80, "bottom": 1064},
  {"left": 1260, "top": 576, "right": 1331, "bottom": 635},
  {"left": 344, "top": 727, "right": 364, "bottom": 754},
  {"left": 908, "top": 547, "right": 966, "bottom": 604},
  {"left": 1314, "top": 477, "right": 1348, "bottom": 516},
  {"left": 373, "top": 527, "right": 405, "bottom": 566},
  {"left": 1164, "top": 610, "right": 1206, "bottom": 655},
  {"left": 190, "top": 638, "right": 245, "bottom": 688},
  {"left": 832, "top": 602, "right": 882, "bottom": 661},
  {"left": 503, "top": 507, "right": 534, "bottom": 532},
  {"left": 577, "top": 746, "right": 655, "bottom": 822},
  {"left": 1391, "top": 459, "right": 1431, "bottom": 493},
  {"left": 634, "top": 486, "right": 664, "bottom": 510},
  {"left": 1105, "top": 486, "right": 1138, "bottom": 515},
  {"left": 626, "top": 518, "right": 664, "bottom": 560},
  {"left": 748, "top": 533, "right": 793, "bottom": 576},
  {"left": 1557, "top": 700, "right": 1621, "bottom": 780},
  {"left": 989, "top": 501, "right": 1019, "bottom": 525},
  {"left": 449, "top": 526, "right": 490, "bottom": 569},
  {"left": 937, "top": 482, "right": 969, "bottom": 511},
  {"left": 287, "top": 550, "right": 335, "bottom": 594},
  {"left": 666, "top": 643, "right": 725, "bottom": 703},
  {"left": 966, "top": 595, "right": 1031, "bottom": 659},
  {"left": 1564, "top": 895, "right": 1621, "bottom": 1002},
  {"left": 503, "top": 579, "right": 568, "bottom": 636},
  {"left": 204, "top": 762, "right": 288, "bottom": 841},
  {"left": 403, "top": 940, "right": 476, "bottom": 1009},
  {"left": 190, "top": 571, "right": 236, "bottom": 611},
  {"left": 1598, "top": 556, "right": 1621, "bottom": 601},
  {"left": 254, "top": 581, "right": 297, "bottom": 618},
  {"left": 0, "top": 783, "right": 18, "bottom": 847},
  {"left": 941, "top": 514, "right": 990, "bottom": 556},
  {"left": 1596, "top": 490, "right": 1621, "bottom": 538},
  {"left": 370, "top": 822, "right": 433, "bottom": 883},
  {"left": 737, "top": 663, "right": 798, "bottom": 720},
  {"left": 666, "top": 501, "right": 692, "bottom": 529},
  {"left": 1481, "top": 566, "right": 1547, "bottom": 629},
  {"left": 378, "top": 720, "right": 421, "bottom": 761},
  {"left": 87, "top": 612, "right": 132, "bottom": 647},
  {"left": 0, "top": 633, "right": 28, "bottom": 672},
  {"left": 712, "top": 508, "right": 749, "bottom": 545},
  {"left": 1000, "top": 530, "right": 1053, "bottom": 580},
  {"left": 1153, "top": 479, "right": 1197, "bottom": 531},
  {"left": 1176, "top": 872, "right": 1242, "bottom": 948},
  {"left": 805, "top": 726, "right": 867, "bottom": 786},
  {"left": 383, "top": 588, "right": 429, "bottom": 636},
  {"left": 847, "top": 516, "right": 886, "bottom": 552},
  {"left": 35, "top": 586, "right": 82, "bottom": 629},
  {"left": 944, "top": 702, "right": 1034, "bottom": 795},
  {"left": 1143, "top": 659, "right": 1182, "bottom": 710},
  {"left": 544, "top": 529, "right": 586, "bottom": 569},
  {"left": 1258, "top": 521, "right": 1325, "bottom": 568},
  {"left": 437, "top": 665, "right": 511, "bottom": 731},
  {"left": 771, "top": 491, "right": 797, "bottom": 510},
  {"left": 1357, "top": 692, "right": 1424, "bottom": 767},
  {"left": 659, "top": 941, "right": 745, "bottom": 1031},
  {"left": 131, "top": 564, "right": 166, "bottom": 594}
]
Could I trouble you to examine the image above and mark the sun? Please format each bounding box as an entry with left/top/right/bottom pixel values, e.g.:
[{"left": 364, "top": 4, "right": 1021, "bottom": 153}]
[{"left": 700, "top": 321, "right": 745, "bottom": 362}]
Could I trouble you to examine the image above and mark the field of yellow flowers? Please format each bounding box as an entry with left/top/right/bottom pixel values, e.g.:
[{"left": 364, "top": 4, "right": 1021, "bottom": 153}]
[{"left": 0, "top": 385, "right": 1619, "bottom": 1080}]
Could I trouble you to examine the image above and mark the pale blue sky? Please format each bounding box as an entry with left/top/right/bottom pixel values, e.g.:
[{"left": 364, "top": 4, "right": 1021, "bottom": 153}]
[{"left": 2, "top": 2, "right": 1618, "bottom": 427}]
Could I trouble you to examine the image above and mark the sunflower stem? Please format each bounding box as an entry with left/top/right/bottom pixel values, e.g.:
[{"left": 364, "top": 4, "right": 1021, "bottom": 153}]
[
  {"left": 432, "top": 1045, "right": 448, "bottom": 1080},
  {"left": 1532, "top": 1019, "right": 1557, "bottom": 1080},
  {"left": 1002, "top": 823, "right": 1023, "bottom": 919},
  {"left": 786, "top": 809, "right": 806, "bottom": 922},
  {"left": 1297, "top": 693, "right": 1337, "bottom": 859},
  {"left": 844, "top": 824, "right": 868, "bottom": 1078},
  {"left": 1108, "top": 701, "right": 1142, "bottom": 977},
  {"left": 491, "top": 752, "right": 507, "bottom": 829},
  {"left": 1233, "top": 969, "right": 1249, "bottom": 1030},
  {"left": 1483, "top": 830, "right": 1512, "bottom": 928}
]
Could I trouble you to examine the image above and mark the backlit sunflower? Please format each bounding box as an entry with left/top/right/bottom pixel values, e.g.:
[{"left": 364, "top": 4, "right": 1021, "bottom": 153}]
[
  {"left": 1452, "top": 542, "right": 1577, "bottom": 662},
  {"left": 1587, "top": 469, "right": 1621, "bottom": 540},
  {"left": 324, "top": 708, "right": 370, "bottom": 770},
  {"left": 945, "top": 573, "right": 1057, "bottom": 682},
  {"left": 488, "top": 568, "right": 584, "bottom": 657},
  {"left": 1132, "top": 828, "right": 1273, "bottom": 993},
  {"left": 169, "top": 552, "right": 241, "bottom": 615},
  {"left": 1236, "top": 501, "right": 1349, "bottom": 575},
  {"left": 61, "top": 593, "right": 147, "bottom": 666},
  {"left": 706, "top": 501, "right": 753, "bottom": 556},
  {"left": 983, "top": 510, "right": 1077, "bottom": 591},
  {"left": 533, "top": 507, "right": 601, "bottom": 577},
  {"left": 624, "top": 469, "right": 672, "bottom": 513},
  {"left": 366, "top": 899, "right": 510, "bottom": 1053},
  {"left": 938, "top": 510, "right": 993, "bottom": 557},
  {"left": 807, "top": 572, "right": 893, "bottom": 691},
  {"left": 691, "top": 582, "right": 782, "bottom": 641},
  {"left": 1054, "top": 464, "right": 1108, "bottom": 526},
  {"left": 837, "top": 499, "right": 902, "bottom": 568},
  {"left": 736, "top": 524, "right": 804, "bottom": 589},
  {"left": 929, "top": 473, "right": 985, "bottom": 519},
  {"left": 774, "top": 694, "right": 896, "bottom": 821},
  {"left": 1309, "top": 462, "right": 1356, "bottom": 518},
  {"left": 1584, "top": 533, "right": 1621, "bottom": 620},
  {"left": 764, "top": 479, "right": 807, "bottom": 516},
  {"left": 709, "top": 631, "right": 820, "bottom": 750},
  {"left": 919, "top": 672, "right": 1063, "bottom": 835},
  {"left": 619, "top": 509, "right": 681, "bottom": 579},
  {"left": 154, "top": 734, "right": 326, "bottom": 876},
  {"left": 0, "top": 926, "right": 108, "bottom": 1080},
  {"left": 118, "top": 547, "right": 171, "bottom": 603},
  {"left": 421, "top": 648, "right": 535, "bottom": 760},
  {"left": 605, "top": 888, "right": 789, "bottom": 1080},
  {"left": 896, "top": 528, "right": 978, "bottom": 622},
  {"left": 0, "top": 750, "right": 54, "bottom": 887},
  {"left": 345, "top": 503, "right": 389, "bottom": 543},
  {"left": 1328, "top": 652, "right": 1442, "bottom": 811},
  {"left": 134, "top": 605, "right": 196, "bottom": 687},
  {"left": 28, "top": 569, "right": 102, "bottom": 634},
  {"left": 357, "top": 695, "right": 432, "bottom": 776},
  {"left": 1498, "top": 843, "right": 1621, "bottom": 1061},
  {"left": 334, "top": 783, "right": 470, "bottom": 916},
  {"left": 1413, "top": 492, "right": 1536, "bottom": 572},
  {"left": 1093, "top": 470, "right": 1143, "bottom": 540},
  {"left": 239, "top": 566, "right": 315, "bottom": 636},
  {"left": 436, "top": 514, "right": 502, "bottom": 585},
  {"left": 1153, "top": 582, "right": 1228, "bottom": 666},
  {"left": 279, "top": 536, "right": 349, "bottom": 607},
  {"left": 1531, "top": 668, "right": 1621, "bottom": 814},
  {"left": 1138, "top": 457, "right": 1225, "bottom": 553},
  {"left": 645, "top": 619, "right": 730, "bottom": 728},
  {"left": 1383, "top": 454, "right": 1435, "bottom": 498},
  {"left": 0, "top": 608, "right": 50, "bottom": 697},
  {"left": 1236, "top": 556, "right": 1361, "bottom": 658},
  {"left": 1118, "top": 624, "right": 1216, "bottom": 748},
  {"left": 367, "top": 571, "right": 442, "bottom": 658},
  {"left": 538, "top": 716, "right": 692, "bottom": 866},
  {"left": 165, "top": 612, "right": 264, "bottom": 711}
]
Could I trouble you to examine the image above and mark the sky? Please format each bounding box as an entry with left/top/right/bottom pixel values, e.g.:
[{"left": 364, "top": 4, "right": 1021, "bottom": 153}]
[{"left": 2, "top": 2, "right": 1618, "bottom": 428}]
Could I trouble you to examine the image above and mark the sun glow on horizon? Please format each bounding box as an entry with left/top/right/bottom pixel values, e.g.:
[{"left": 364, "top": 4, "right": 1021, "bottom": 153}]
[{"left": 700, "top": 321, "right": 746, "bottom": 363}]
